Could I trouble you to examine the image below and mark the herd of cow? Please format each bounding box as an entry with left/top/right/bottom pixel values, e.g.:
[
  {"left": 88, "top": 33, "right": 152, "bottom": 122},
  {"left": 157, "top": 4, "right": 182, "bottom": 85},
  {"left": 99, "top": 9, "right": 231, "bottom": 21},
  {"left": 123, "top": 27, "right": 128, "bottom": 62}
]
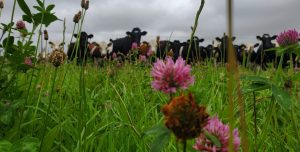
[{"left": 45, "top": 27, "right": 300, "bottom": 69}]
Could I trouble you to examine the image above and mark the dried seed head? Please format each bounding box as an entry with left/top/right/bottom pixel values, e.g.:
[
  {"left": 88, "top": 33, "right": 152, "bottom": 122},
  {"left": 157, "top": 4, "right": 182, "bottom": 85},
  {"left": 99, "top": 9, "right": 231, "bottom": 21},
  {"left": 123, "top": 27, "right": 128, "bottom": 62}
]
[
  {"left": 44, "top": 30, "right": 48, "bottom": 41},
  {"left": 81, "top": 0, "right": 85, "bottom": 8},
  {"left": 84, "top": 0, "right": 89, "bottom": 10},
  {"left": 0, "top": 1, "right": 4, "bottom": 9},
  {"left": 73, "top": 11, "right": 82, "bottom": 23},
  {"left": 162, "top": 93, "right": 209, "bottom": 140},
  {"left": 49, "top": 50, "right": 66, "bottom": 67}
]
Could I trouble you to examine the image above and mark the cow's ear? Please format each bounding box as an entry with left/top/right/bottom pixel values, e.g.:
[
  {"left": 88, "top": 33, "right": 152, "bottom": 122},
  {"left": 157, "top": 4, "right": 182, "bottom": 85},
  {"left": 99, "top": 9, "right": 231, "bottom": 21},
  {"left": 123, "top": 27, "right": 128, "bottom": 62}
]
[
  {"left": 49, "top": 41, "right": 55, "bottom": 48},
  {"left": 216, "top": 37, "right": 222, "bottom": 42},
  {"left": 199, "top": 38, "right": 204, "bottom": 43},
  {"left": 59, "top": 42, "right": 65, "bottom": 46},
  {"left": 271, "top": 35, "right": 277, "bottom": 40},
  {"left": 88, "top": 34, "right": 94, "bottom": 39},
  {"left": 59, "top": 42, "right": 65, "bottom": 49},
  {"left": 254, "top": 43, "right": 259, "bottom": 48},
  {"left": 126, "top": 31, "right": 132, "bottom": 36},
  {"left": 141, "top": 31, "right": 147, "bottom": 36},
  {"left": 74, "top": 34, "right": 78, "bottom": 38},
  {"left": 256, "top": 36, "right": 262, "bottom": 40},
  {"left": 232, "top": 37, "right": 236, "bottom": 41}
]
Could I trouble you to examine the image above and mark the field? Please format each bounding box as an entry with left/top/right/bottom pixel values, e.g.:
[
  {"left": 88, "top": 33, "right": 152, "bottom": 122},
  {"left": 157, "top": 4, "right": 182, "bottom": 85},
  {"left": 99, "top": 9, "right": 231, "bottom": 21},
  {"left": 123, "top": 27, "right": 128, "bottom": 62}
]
[
  {"left": 1, "top": 60, "right": 300, "bottom": 151},
  {"left": 1, "top": 0, "right": 300, "bottom": 152}
]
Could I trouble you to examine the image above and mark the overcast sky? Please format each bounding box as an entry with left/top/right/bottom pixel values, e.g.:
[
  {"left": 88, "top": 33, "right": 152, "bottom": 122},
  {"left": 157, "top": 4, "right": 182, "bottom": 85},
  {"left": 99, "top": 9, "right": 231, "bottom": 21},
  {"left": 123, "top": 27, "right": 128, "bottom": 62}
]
[{"left": 1, "top": 0, "right": 300, "bottom": 46}]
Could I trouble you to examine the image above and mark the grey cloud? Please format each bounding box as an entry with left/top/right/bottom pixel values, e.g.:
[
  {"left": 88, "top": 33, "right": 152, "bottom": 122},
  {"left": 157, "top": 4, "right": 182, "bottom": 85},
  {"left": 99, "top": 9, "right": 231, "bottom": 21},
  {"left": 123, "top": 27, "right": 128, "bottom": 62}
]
[{"left": 1, "top": 0, "right": 300, "bottom": 46}]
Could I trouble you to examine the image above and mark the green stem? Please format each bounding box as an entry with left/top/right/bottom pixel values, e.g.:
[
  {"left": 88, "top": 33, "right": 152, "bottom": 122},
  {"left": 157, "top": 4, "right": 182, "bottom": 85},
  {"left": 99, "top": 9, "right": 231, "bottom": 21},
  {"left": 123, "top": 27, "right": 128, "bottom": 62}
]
[
  {"left": 39, "top": 67, "right": 58, "bottom": 151},
  {"left": 77, "top": 9, "right": 87, "bottom": 151},
  {"left": 74, "top": 8, "right": 86, "bottom": 65},
  {"left": 0, "top": 0, "right": 17, "bottom": 76},
  {"left": 17, "top": 0, "right": 45, "bottom": 137},
  {"left": 186, "top": 0, "right": 205, "bottom": 64},
  {"left": 253, "top": 92, "right": 257, "bottom": 152},
  {"left": 291, "top": 106, "right": 300, "bottom": 145},
  {"left": 182, "top": 139, "right": 187, "bottom": 152}
]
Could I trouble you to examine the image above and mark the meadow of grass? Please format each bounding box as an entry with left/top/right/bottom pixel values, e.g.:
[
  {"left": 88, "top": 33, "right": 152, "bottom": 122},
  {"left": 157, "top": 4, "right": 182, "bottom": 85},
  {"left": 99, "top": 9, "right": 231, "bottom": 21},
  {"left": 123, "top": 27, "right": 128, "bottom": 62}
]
[{"left": 1, "top": 59, "right": 300, "bottom": 152}]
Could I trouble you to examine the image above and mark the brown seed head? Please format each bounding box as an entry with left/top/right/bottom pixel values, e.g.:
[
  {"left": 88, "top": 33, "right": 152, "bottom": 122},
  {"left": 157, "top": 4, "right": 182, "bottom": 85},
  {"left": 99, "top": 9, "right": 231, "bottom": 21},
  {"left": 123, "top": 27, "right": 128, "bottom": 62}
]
[
  {"left": 0, "top": 1, "right": 4, "bottom": 9},
  {"left": 84, "top": 0, "right": 89, "bottom": 10},
  {"left": 49, "top": 49, "right": 66, "bottom": 67},
  {"left": 73, "top": 11, "right": 82, "bottom": 23},
  {"left": 81, "top": 0, "right": 85, "bottom": 8},
  {"left": 44, "top": 30, "right": 48, "bottom": 41},
  {"left": 162, "top": 93, "right": 209, "bottom": 140}
]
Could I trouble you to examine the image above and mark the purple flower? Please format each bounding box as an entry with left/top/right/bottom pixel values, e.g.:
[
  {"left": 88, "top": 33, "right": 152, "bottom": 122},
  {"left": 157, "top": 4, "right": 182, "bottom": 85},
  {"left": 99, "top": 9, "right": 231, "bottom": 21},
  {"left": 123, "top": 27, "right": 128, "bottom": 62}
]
[
  {"left": 24, "top": 57, "right": 32, "bottom": 66},
  {"left": 112, "top": 52, "right": 117, "bottom": 59},
  {"left": 131, "top": 42, "right": 138, "bottom": 50},
  {"left": 276, "top": 29, "right": 300, "bottom": 47},
  {"left": 147, "top": 48, "right": 154, "bottom": 57},
  {"left": 151, "top": 57, "right": 194, "bottom": 94},
  {"left": 193, "top": 117, "right": 241, "bottom": 152},
  {"left": 139, "top": 55, "right": 146, "bottom": 62},
  {"left": 16, "top": 20, "right": 26, "bottom": 30}
]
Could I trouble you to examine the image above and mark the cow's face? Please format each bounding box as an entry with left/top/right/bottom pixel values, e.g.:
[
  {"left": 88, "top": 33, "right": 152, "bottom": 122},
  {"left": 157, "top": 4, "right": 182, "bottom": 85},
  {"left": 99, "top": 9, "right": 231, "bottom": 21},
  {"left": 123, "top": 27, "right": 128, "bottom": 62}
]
[
  {"left": 74, "top": 32, "right": 94, "bottom": 44},
  {"left": 216, "top": 36, "right": 236, "bottom": 43},
  {"left": 126, "top": 27, "right": 147, "bottom": 46},
  {"left": 170, "top": 40, "right": 185, "bottom": 52},
  {"left": 192, "top": 37, "right": 204, "bottom": 46},
  {"left": 257, "top": 34, "right": 277, "bottom": 49},
  {"left": 49, "top": 41, "right": 65, "bottom": 51}
]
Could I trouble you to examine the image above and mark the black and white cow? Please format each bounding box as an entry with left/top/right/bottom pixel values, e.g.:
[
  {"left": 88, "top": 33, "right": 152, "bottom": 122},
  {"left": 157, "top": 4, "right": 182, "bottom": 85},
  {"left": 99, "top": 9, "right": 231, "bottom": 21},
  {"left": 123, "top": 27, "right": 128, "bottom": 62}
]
[
  {"left": 67, "top": 31, "right": 94, "bottom": 64},
  {"left": 215, "top": 34, "right": 236, "bottom": 63},
  {"left": 156, "top": 40, "right": 186, "bottom": 61},
  {"left": 109, "top": 27, "right": 147, "bottom": 61},
  {"left": 251, "top": 34, "right": 277, "bottom": 69},
  {"left": 200, "top": 44, "right": 216, "bottom": 61},
  {"left": 181, "top": 36, "right": 204, "bottom": 64}
]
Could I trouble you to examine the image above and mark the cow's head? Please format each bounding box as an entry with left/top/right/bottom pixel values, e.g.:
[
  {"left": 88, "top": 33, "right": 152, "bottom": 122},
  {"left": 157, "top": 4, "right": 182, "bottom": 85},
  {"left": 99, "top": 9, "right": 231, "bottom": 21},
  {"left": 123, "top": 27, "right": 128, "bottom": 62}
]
[
  {"left": 126, "top": 27, "right": 147, "bottom": 46},
  {"left": 170, "top": 40, "right": 186, "bottom": 50},
  {"left": 74, "top": 32, "right": 94, "bottom": 44},
  {"left": 216, "top": 35, "right": 236, "bottom": 43},
  {"left": 192, "top": 36, "right": 204, "bottom": 46},
  {"left": 256, "top": 34, "right": 277, "bottom": 49},
  {"left": 49, "top": 41, "right": 65, "bottom": 51}
]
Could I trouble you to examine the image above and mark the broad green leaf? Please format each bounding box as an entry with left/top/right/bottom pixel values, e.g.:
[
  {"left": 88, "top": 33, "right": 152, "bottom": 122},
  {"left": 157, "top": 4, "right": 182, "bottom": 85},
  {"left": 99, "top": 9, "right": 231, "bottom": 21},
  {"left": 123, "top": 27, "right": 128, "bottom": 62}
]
[
  {"left": 40, "top": 124, "right": 60, "bottom": 152},
  {"left": 241, "top": 76, "right": 271, "bottom": 85},
  {"left": 242, "top": 83, "right": 270, "bottom": 94},
  {"left": 17, "top": 0, "right": 32, "bottom": 16},
  {"left": 1, "top": 22, "right": 14, "bottom": 31},
  {"left": 36, "top": 0, "right": 44, "bottom": 8},
  {"left": 33, "top": 5, "right": 43, "bottom": 12},
  {"left": 150, "top": 126, "right": 171, "bottom": 152},
  {"left": 142, "top": 125, "right": 168, "bottom": 137},
  {"left": 33, "top": 12, "right": 59, "bottom": 27},
  {"left": 203, "top": 130, "right": 221, "bottom": 147},
  {"left": 271, "top": 85, "right": 292, "bottom": 110},
  {"left": 0, "top": 140, "right": 12, "bottom": 152},
  {"left": 22, "top": 14, "right": 33, "bottom": 23},
  {"left": 46, "top": 4, "right": 55, "bottom": 12},
  {"left": 3, "top": 36, "right": 14, "bottom": 50}
]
